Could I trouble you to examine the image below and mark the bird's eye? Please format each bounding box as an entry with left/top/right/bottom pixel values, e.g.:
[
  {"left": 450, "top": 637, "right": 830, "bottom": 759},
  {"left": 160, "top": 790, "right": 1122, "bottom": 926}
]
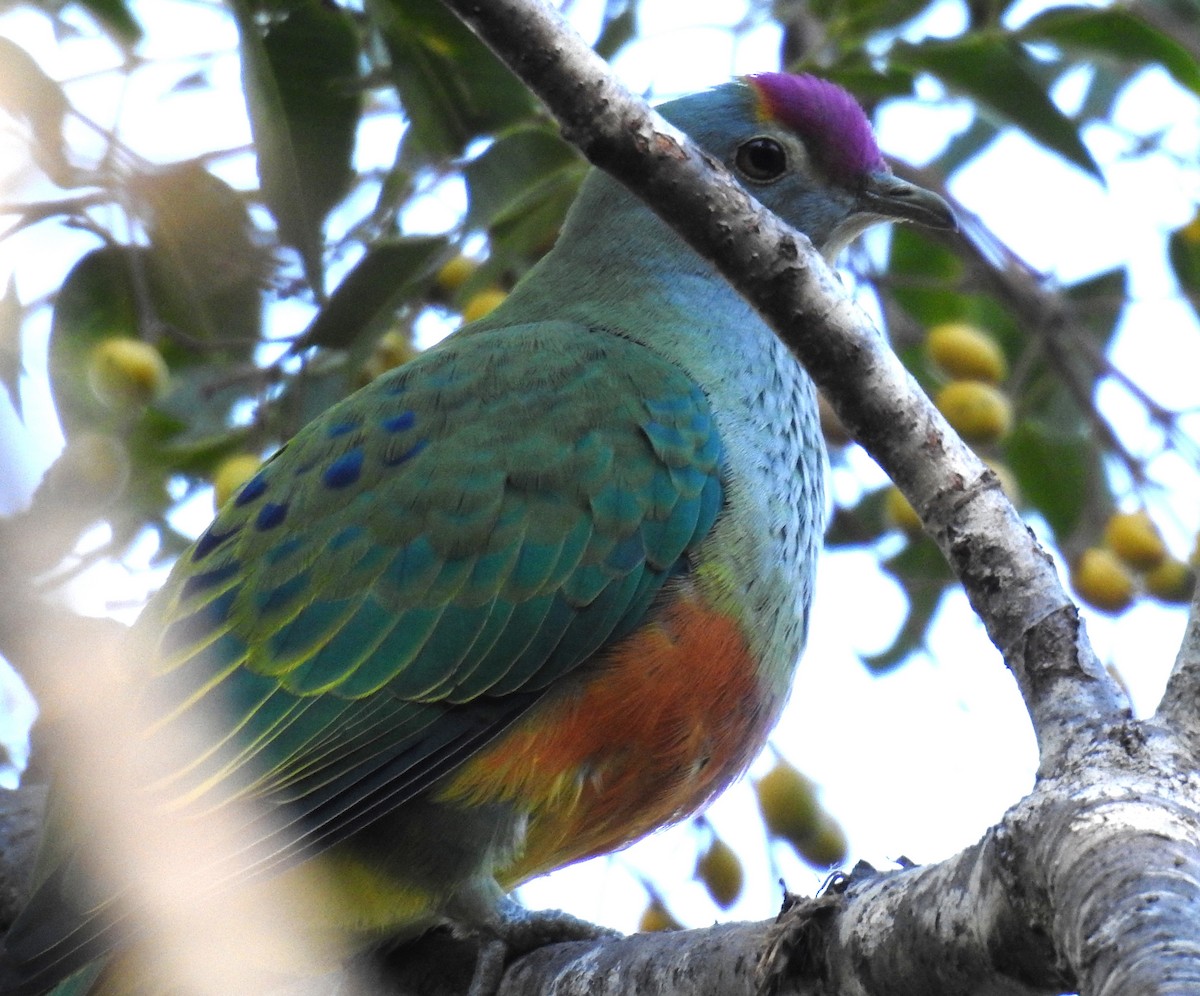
[{"left": 735, "top": 138, "right": 787, "bottom": 182}]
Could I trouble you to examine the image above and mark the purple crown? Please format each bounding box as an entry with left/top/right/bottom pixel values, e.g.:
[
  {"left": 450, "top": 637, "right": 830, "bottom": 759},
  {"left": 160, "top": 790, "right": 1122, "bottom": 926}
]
[{"left": 747, "top": 73, "right": 887, "bottom": 179}]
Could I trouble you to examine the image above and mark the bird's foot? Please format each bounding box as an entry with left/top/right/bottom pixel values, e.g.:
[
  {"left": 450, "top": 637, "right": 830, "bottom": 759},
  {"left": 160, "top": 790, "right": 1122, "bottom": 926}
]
[{"left": 464, "top": 897, "right": 621, "bottom": 996}]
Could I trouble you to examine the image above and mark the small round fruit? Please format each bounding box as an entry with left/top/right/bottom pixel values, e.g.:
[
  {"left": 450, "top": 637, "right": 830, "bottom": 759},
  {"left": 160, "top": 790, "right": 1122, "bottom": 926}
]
[
  {"left": 695, "top": 836, "right": 743, "bottom": 909},
  {"left": 935, "top": 380, "right": 1013, "bottom": 444},
  {"left": 926, "top": 322, "right": 1008, "bottom": 384},
  {"left": 637, "top": 897, "right": 682, "bottom": 933},
  {"left": 462, "top": 287, "right": 508, "bottom": 324},
  {"left": 795, "top": 812, "right": 848, "bottom": 868},
  {"left": 213, "top": 453, "right": 264, "bottom": 510},
  {"left": 884, "top": 485, "right": 923, "bottom": 536},
  {"left": 87, "top": 337, "right": 170, "bottom": 410},
  {"left": 1072, "top": 547, "right": 1135, "bottom": 614},
  {"left": 1144, "top": 557, "right": 1195, "bottom": 605},
  {"left": 756, "top": 759, "right": 819, "bottom": 848},
  {"left": 435, "top": 255, "right": 478, "bottom": 293},
  {"left": 374, "top": 330, "right": 420, "bottom": 370},
  {"left": 1103, "top": 510, "right": 1167, "bottom": 571}
]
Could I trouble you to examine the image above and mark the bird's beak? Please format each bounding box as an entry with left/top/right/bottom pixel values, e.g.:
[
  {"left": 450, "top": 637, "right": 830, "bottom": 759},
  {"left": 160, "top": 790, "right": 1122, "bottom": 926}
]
[{"left": 860, "top": 171, "right": 957, "bottom": 232}]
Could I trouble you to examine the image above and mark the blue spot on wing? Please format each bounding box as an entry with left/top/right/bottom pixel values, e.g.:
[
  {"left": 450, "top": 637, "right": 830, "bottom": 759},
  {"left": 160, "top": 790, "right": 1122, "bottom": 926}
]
[
  {"left": 323, "top": 448, "right": 364, "bottom": 489},
  {"left": 179, "top": 561, "right": 241, "bottom": 601},
  {"left": 256, "top": 502, "right": 289, "bottom": 530},
  {"left": 326, "top": 421, "right": 359, "bottom": 438},
  {"left": 382, "top": 411, "right": 415, "bottom": 433},
  {"left": 193, "top": 525, "right": 241, "bottom": 562},
  {"left": 234, "top": 473, "right": 268, "bottom": 506}
]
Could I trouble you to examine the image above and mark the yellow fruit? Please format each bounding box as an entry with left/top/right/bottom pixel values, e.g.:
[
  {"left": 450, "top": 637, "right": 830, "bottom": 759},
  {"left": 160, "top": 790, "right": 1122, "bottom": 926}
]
[
  {"left": 375, "top": 330, "right": 420, "bottom": 370},
  {"left": 755, "top": 759, "right": 819, "bottom": 848},
  {"left": 1180, "top": 210, "right": 1200, "bottom": 246},
  {"left": 695, "top": 836, "right": 743, "bottom": 909},
  {"left": 462, "top": 287, "right": 508, "bottom": 324},
  {"left": 435, "top": 255, "right": 478, "bottom": 293},
  {"left": 884, "top": 485, "right": 923, "bottom": 536},
  {"left": 817, "top": 392, "right": 853, "bottom": 447},
  {"left": 1144, "top": 558, "right": 1195, "bottom": 605},
  {"left": 795, "top": 812, "right": 848, "bottom": 868},
  {"left": 926, "top": 322, "right": 1008, "bottom": 384},
  {"left": 637, "top": 897, "right": 682, "bottom": 933},
  {"left": 87, "top": 337, "right": 170, "bottom": 410},
  {"left": 1072, "top": 547, "right": 1135, "bottom": 614},
  {"left": 212, "top": 453, "right": 264, "bottom": 510},
  {"left": 1103, "top": 511, "right": 1167, "bottom": 571},
  {"left": 935, "top": 380, "right": 1013, "bottom": 444}
]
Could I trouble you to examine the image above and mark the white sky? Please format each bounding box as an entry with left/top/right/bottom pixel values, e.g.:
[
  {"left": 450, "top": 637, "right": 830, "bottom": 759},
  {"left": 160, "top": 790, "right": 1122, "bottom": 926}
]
[{"left": 1, "top": 0, "right": 1198, "bottom": 933}]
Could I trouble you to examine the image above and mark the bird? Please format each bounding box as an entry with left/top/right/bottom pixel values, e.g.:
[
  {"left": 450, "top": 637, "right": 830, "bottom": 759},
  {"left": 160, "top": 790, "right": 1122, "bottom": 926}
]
[{"left": 1, "top": 71, "right": 955, "bottom": 994}]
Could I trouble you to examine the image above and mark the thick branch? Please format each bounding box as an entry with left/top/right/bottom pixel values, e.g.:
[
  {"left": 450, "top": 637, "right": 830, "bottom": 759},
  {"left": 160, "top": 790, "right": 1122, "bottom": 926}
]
[{"left": 1157, "top": 582, "right": 1200, "bottom": 759}]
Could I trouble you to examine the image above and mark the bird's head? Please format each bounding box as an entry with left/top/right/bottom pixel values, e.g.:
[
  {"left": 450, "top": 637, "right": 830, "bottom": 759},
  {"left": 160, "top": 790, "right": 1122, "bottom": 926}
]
[{"left": 658, "top": 72, "right": 956, "bottom": 259}]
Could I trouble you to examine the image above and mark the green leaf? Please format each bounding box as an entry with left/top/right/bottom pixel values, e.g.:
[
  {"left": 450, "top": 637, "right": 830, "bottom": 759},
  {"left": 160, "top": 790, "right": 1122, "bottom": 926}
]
[
  {"left": 828, "top": 0, "right": 935, "bottom": 47},
  {"left": 936, "top": 115, "right": 1000, "bottom": 175},
  {"left": 464, "top": 126, "right": 581, "bottom": 232},
  {"left": 76, "top": 0, "right": 143, "bottom": 45},
  {"left": 1064, "top": 266, "right": 1126, "bottom": 351},
  {"left": 893, "top": 35, "right": 1101, "bottom": 179},
  {"left": 1018, "top": 6, "right": 1200, "bottom": 97},
  {"left": 0, "top": 38, "right": 74, "bottom": 185},
  {"left": 1003, "top": 420, "right": 1091, "bottom": 539},
  {"left": 234, "top": 0, "right": 362, "bottom": 289},
  {"left": 594, "top": 3, "right": 638, "bottom": 61},
  {"left": 298, "top": 236, "right": 448, "bottom": 352},
  {"left": 134, "top": 162, "right": 265, "bottom": 360},
  {"left": 0, "top": 275, "right": 22, "bottom": 418},
  {"left": 50, "top": 246, "right": 142, "bottom": 432},
  {"left": 866, "top": 540, "right": 953, "bottom": 674},
  {"left": 369, "top": 0, "right": 537, "bottom": 159}
]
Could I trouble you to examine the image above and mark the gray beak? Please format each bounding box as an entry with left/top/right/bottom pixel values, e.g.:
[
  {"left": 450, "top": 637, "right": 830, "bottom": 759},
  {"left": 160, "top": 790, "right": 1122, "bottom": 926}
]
[{"left": 860, "top": 171, "right": 957, "bottom": 231}]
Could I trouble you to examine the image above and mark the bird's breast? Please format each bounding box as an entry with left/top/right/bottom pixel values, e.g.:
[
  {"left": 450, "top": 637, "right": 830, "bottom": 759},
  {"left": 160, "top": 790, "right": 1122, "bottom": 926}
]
[{"left": 438, "top": 578, "right": 776, "bottom": 885}]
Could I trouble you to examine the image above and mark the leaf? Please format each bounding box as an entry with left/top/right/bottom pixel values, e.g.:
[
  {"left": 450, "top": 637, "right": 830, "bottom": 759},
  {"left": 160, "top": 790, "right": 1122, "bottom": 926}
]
[
  {"left": 594, "top": 3, "right": 638, "bottom": 61},
  {"left": 234, "top": 0, "right": 362, "bottom": 289},
  {"left": 1064, "top": 266, "right": 1126, "bottom": 351},
  {"left": 0, "top": 38, "right": 74, "bottom": 185},
  {"left": 866, "top": 540, "right": 953, "bottom": 674},
  {"left": 76, "top": 0, "right": 143, "bottom": 46},
  {"left": 464, "top": 126, "right": 581, "bottom": 232},
  {"left": 0, "top": 275, "right": 22, "bottom": 418},
  {"left": 936, "top": 115, "right": 1000, "bottom": 175},
  {"left": 298, "top": 237, "right": 448, "bottom": 352},
  {"left": 829, "top": 0, "right": 935, "bottom": 47},
  {"left": 368, "top": 0, "right": 536, "bottom": 159},
  {"left": 49, "top": 246, "right": 142, "bottom": 432},
  {"left": 893, "top": 35, "right": 1101, "bottom": 180},
  {"left": 1003, "top": 420, "right": 1091, "bottom": 539},
  {"left": 1018, "top": 6, "right": 1200, "bottom": 97},
  {"left": 133, "top": 162, "right": 265, "bottom": 359}
]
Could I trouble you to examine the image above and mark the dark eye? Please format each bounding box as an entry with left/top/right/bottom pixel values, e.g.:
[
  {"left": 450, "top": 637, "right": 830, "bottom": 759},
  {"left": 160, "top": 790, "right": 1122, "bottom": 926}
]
[{"left": 735, "top": 137, "right": 787, "bottom": 182}]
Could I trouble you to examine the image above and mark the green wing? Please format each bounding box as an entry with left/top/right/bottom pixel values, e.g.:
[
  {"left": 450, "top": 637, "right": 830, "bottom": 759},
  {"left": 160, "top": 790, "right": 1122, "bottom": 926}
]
[{"left": 143, "top": 320, "right": 725, "bottom": 867}]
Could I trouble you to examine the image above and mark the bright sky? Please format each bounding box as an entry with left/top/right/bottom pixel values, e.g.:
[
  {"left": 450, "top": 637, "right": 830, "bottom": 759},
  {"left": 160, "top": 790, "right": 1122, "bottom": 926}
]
[{"left": 1, "top": 0, "right": 1198, "bottom": 934}]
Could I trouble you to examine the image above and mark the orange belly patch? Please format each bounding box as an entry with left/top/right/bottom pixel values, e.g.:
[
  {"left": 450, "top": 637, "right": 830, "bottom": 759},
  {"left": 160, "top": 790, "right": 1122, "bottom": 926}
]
[{"left": 439, "top": 581, "right": 778, "bottom": 886}]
